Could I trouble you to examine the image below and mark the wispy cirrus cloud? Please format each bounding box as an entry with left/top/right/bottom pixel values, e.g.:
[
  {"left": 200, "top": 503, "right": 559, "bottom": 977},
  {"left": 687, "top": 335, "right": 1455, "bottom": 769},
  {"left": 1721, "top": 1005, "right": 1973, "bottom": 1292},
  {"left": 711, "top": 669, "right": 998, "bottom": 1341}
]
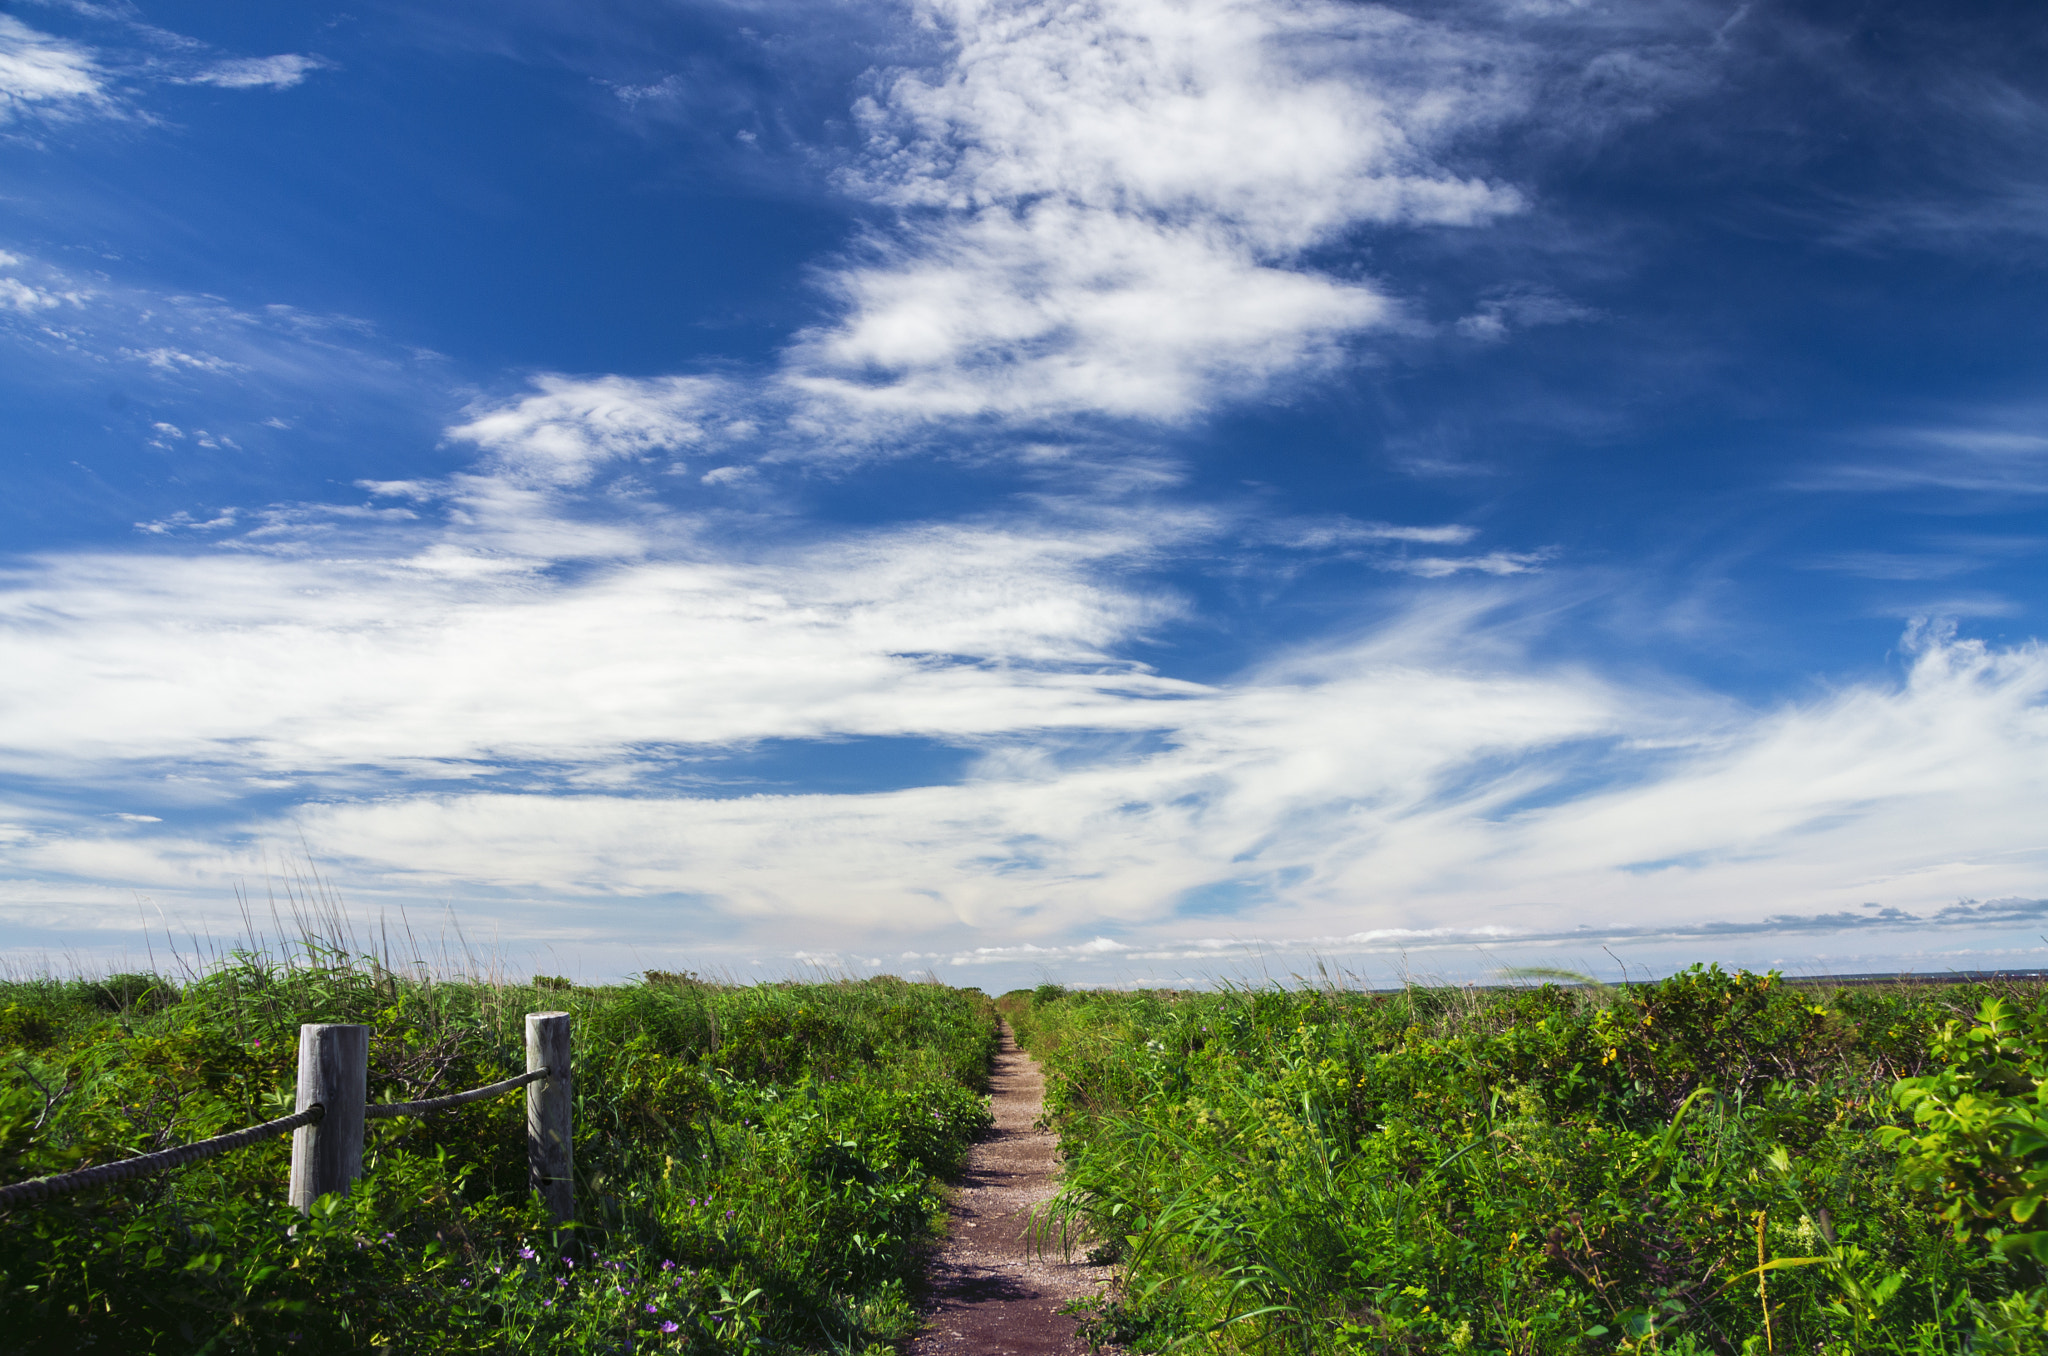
[
  {"left": 5, "top": 486, "right": 2042, "bottom": 971},
  {"left": 1805, "top": 419, "right": 2048, "bottom": 497},
  {"left": 0, "top": 245, "right": 445, "bottom": 450},
  {"left": 0, "top": 15, "right": 110, "bottom": 123},
  {"left": 0, "top": 498, "right": 1203, "bottom": 782},
  {"left": 186, "top": 54, "right": 330, "bottom": 90},
  {"left": 0, "top": 11, "right": 326, "bottom": 129},
  {"left": 265, "top": 613, "right": 2045, "bottom": 955}
]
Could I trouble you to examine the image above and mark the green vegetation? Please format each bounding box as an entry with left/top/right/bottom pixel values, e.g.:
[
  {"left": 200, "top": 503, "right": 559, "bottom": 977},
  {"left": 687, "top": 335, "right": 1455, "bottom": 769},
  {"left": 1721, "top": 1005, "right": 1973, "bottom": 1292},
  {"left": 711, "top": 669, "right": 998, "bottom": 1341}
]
[
  {"left": 0, "top": 951, "right": 997, "bottom": 1353},
  {"left": 1004, "top": 968, "right": 2048, "bottom": 1354}
]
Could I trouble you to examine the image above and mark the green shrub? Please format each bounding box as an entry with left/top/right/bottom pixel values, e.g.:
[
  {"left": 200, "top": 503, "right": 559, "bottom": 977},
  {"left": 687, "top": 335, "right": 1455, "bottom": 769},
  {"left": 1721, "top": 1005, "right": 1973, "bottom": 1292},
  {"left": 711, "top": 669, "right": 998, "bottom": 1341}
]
[
  {"left": 1885, "top": 996, "right": 2048, "bottom": 1261},
  {"left": 75, "top": 972, "right": 179, "bottom": 1014},
  {"left": 1023, "top": 968, "right": 2031, "bottom": 1355},
  {"left": 0, "top": 961, "right": 997, "bottom": 1354},
  {"left": 0, "top": 1002, "right": 58, "bottom": 1051}
]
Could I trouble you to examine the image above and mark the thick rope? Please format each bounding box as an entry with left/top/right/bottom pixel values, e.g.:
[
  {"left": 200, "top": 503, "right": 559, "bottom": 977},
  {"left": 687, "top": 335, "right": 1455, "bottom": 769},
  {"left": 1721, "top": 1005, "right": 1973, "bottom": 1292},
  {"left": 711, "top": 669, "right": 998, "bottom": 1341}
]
[
  {"left": 364, "top": 1067, "right": 552, "bottom": 1120},
  {"left": 0, "top": 1104, "right": 324, "bottom": 1210},
  {"left": 0, "top": 1066, "right": 559, "bottom": 1210}
]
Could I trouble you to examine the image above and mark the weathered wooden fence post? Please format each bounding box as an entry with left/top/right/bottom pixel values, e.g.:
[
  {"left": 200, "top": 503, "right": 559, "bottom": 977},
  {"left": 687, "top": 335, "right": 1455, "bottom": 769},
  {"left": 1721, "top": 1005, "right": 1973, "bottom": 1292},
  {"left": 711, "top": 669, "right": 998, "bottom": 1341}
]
[
  {"left": 289, "top": 1023, "right": 368, "bottom": 1212},
  {"left": 526, "top": 1011, "right": 573, "bottom": 1224}
]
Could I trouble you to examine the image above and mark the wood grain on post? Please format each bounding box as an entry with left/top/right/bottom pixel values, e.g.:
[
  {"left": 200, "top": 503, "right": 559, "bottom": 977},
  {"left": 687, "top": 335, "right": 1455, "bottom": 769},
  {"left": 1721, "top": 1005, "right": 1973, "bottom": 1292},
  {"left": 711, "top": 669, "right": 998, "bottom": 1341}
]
[
  {"left": 526, "top": 1011, "right": 573, "bottom": 1224},
  {"left": 289, "top": 1023, "right": 369, "bottom": 1212}
]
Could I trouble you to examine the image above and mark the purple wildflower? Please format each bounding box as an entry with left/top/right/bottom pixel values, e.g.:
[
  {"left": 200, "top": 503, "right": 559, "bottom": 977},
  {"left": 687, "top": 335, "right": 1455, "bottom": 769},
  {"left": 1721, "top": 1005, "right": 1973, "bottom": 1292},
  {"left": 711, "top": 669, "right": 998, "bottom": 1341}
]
[{"left": 661, "top": 1321, "right": 679, "bottom": 1334}]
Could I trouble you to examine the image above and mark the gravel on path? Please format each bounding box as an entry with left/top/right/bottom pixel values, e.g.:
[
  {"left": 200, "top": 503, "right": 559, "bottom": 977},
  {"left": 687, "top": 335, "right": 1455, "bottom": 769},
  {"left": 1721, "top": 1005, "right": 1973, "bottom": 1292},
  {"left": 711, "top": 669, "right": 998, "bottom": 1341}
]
[{"left": 909, "top": 1023, "right": 1119, "bottom": 1355}]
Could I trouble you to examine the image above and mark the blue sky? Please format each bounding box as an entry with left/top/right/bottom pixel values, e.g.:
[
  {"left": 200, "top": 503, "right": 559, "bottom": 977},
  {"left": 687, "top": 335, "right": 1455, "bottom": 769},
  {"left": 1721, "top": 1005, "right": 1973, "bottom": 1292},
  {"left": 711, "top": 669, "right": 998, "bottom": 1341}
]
[{"left": 2, "top": 0, "right": 2045, "bottom": 990}]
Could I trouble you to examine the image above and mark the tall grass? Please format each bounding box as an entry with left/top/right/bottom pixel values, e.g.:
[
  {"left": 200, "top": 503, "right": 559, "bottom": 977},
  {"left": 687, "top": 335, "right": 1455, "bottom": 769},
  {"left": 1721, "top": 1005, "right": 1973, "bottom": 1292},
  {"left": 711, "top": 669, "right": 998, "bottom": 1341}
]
[
  {"left": 1008, "top": 968, "right": 2048, "bottom": 1355},
  {"left": 0, "top": 922, "right": 998, "bottom": 1354}
]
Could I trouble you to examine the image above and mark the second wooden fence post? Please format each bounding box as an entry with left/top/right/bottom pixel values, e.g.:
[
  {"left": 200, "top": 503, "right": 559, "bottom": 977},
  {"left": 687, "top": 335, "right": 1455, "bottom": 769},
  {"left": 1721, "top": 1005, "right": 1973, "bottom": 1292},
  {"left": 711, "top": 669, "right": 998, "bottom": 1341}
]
[
  {"left": 289, "top": 1023, "right": 368, "bottom": 1212},
  {"left": 526, "top": 1011, "right": 573, "bottom": 1224}
]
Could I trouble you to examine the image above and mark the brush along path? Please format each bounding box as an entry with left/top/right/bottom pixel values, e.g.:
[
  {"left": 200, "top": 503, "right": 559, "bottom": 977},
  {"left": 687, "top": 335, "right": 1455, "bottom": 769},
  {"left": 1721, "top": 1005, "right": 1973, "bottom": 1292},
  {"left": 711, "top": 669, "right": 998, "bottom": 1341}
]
[{"left": 911, "top": 1023, "right": 1117, "bottom": 1356}]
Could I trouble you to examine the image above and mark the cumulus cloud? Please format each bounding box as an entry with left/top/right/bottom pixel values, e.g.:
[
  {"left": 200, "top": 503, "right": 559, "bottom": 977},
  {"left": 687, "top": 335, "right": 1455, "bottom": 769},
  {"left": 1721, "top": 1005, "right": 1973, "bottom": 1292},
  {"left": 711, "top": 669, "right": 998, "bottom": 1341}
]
[
  {"left": 438, "top": 0, "right": 1542, "bottom": 457},
  {"left": 446, "top": 375, "right": 734, "bottom": 487},
  {"left": 0, "top": 277, "right": 62, "bottom": 314}
]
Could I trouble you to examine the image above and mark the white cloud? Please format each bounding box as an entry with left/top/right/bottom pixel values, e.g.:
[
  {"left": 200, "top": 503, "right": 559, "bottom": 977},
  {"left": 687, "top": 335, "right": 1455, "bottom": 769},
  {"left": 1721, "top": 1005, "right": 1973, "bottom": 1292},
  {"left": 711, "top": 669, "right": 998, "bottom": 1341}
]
[
  {"left": 0, "top": 508, "right": 1198, "bottom": 778},
  {"left": 1454, "top": 286, "right": 1594, "bottom": 342},
  {"left": 0, "top": 249, "right": 89, "bottom": 319},
  {"left": 0, "top": 254, "right": 455, "bottom": 452},
  {"left": 3, "top": 1, "right": 2043, "bottom": 984},
  {"left": 188, "top": 55, "right": 328, "bottom": 90},
  {"left": 119, "top": 346, "right": 245, "bottom": 374},
  {"left": 1265, "top": 518, "right": 1480, "bottom": 549},
  {"left": 1, "top": 398, "right": 2043, "bottom": 968},
  {"left": 1802, "top": 551, "right": 1981, "bottom": 582},
  {"left": 446, "top": 375, "right": 733, "bottom": 487},
  {"left": 0, "top": 16, "right": 330, "bottom": 138},
  {"left": 0, "top": 277, "right": 62, "bottom": 314},
  {"left": 13, "top": 569, "right": 2040, "bottom": 969},
  {"left": 1386, "top": 549, "right": 1554, "bottom": 577},
  {"left": 267, "top": 621, "right": 2048, "bottom": 953},
  {"left": 784, "top": 0, "right": 1526, "bottom": 428},
  {"left": 0, "top": 16, "right": 109, "bottom": 122},
  {"left": 445, "top": 0, "right": 1538, "bottom": 455},
  {"left": 1811, "top": 420, "right": 2048, "bottom": 495}
]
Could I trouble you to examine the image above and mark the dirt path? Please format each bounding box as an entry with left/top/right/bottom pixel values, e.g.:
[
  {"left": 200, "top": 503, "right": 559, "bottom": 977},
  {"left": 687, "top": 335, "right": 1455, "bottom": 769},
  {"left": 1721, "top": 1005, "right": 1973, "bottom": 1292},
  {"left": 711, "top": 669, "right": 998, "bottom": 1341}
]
[{"left": 910, "top": 1023, "right": 1118, "bottom": 1355}]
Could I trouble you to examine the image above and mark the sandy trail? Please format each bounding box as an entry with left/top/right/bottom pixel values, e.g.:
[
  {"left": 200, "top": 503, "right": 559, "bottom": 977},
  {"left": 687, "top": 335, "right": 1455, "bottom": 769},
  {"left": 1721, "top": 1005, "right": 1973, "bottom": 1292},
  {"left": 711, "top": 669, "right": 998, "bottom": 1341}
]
[{"left": 909, "top": 1023, "right": 1118, "bottom": 1355}]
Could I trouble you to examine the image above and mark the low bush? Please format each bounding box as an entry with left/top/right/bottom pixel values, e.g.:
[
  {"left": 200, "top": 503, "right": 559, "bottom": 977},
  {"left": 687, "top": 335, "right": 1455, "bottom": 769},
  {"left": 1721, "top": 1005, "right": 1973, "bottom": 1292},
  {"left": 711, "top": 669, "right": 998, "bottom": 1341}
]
[
  {"left": 0, "top": 955, "right": 996, "bottom": 1353},
  {"left": 1010, "top": 968, "right": 2048, "bottom": 1355}
]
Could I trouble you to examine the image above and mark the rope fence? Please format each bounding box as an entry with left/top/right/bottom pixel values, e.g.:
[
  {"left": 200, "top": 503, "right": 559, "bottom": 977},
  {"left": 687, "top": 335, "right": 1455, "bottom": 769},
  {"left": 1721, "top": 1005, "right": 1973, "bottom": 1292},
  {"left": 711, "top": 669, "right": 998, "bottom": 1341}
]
[
  {"left": 0, "top": 1104, "right": 324, "bottom": 1211},
  {"left": 365, "top": 1067, "right": 551, "bottom": 1120},
  {"left": 0, "top": 1011, "right": 573, "bottom": 1223}
]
